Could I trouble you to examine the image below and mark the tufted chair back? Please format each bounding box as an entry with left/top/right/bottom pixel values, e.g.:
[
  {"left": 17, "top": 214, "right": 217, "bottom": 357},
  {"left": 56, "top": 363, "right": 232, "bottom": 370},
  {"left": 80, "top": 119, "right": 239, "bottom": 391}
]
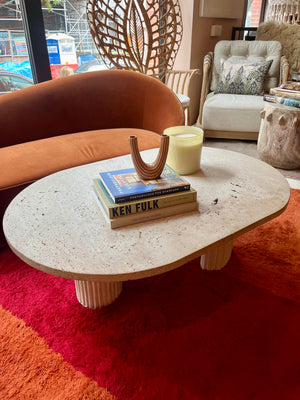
[{"left": 210, "top": 40, "right": 282, "bottom": 93}]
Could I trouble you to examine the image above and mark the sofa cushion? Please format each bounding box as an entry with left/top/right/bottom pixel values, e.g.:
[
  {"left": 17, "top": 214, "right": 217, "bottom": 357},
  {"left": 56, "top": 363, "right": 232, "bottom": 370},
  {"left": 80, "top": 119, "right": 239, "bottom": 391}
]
[
  {"left": 211, "top": 40, "right": 282, "bottom": 93},
  {"left": 202, "top": 93, "right": 264, "bottom": 132},
  {"left": 216, "top": 59, "right": 272, "bottom": 95},
  {"left": 0, "top": 128, "right": 161, "bottom": 190}
]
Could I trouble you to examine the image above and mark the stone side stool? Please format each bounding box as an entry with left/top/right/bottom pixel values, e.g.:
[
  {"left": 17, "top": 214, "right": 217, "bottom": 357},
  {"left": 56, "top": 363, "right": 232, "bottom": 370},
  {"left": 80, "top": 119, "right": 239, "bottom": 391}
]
[{"left": 258, "top": 102, "right": 300, "bottom": 170}]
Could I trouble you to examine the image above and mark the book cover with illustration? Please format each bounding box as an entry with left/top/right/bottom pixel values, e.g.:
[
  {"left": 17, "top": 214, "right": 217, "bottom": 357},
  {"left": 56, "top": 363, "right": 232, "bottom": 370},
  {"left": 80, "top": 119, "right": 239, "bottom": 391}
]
[
  {"left": 99, "top": 165, "right": 191, "bottom": 203},
  {"left": 275, "top": 96, "right": 300, "bottom": 108},
  {"left": 263, "top": 93, "right": 300, "bottom": 108},
  {"left": 93, "top": 178, "right": 197, "bottom": 219}
]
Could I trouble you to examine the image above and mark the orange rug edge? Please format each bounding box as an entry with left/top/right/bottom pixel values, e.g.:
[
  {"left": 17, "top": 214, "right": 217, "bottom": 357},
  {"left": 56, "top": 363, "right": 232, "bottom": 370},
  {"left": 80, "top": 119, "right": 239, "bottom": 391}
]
[{"left": 0, "top": 305, "right": 116, "bottom": 400}]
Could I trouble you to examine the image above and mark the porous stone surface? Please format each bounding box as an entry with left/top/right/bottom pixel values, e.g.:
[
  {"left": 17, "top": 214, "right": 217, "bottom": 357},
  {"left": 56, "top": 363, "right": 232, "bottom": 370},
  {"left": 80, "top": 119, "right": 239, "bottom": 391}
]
[{"left": 3, "top": 147, "right": 290, "bottom": 282}]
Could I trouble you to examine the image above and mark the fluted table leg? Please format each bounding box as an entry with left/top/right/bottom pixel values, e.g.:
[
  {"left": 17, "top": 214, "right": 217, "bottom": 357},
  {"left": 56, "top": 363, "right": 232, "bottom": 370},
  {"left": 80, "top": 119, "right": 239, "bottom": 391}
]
[
  {"left": 75, "top": 280, "right": 122, "bottom": 309},
  {"left": 200, "top": 239, "right": 233, "bottom": 270}
]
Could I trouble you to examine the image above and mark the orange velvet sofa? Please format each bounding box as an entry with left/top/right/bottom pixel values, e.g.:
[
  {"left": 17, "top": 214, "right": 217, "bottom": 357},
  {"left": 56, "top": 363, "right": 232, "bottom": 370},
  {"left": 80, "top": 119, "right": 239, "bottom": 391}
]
[{"left": 0, "top": 70, "right": 184, "bottom": 245}]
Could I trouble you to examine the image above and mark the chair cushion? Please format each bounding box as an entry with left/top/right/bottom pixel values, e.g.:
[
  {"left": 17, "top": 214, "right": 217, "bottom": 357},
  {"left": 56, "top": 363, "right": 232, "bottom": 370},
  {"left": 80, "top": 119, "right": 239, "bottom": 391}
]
[
  {"left": 202, "top": 93, "right": 264, "bottom": 132},
  {"left": 211, "top": 40, "right": 282, "bottom": 93},
  {"left": 216, "top": 59, "right": 273, "bottom": 95},
  {"left": 0, "top": 128, "right": 161, "bottom": 190}
]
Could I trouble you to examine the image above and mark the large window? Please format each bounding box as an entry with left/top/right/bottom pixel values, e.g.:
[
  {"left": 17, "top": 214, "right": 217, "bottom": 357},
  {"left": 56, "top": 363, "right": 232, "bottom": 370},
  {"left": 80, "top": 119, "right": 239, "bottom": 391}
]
[
  {"left": 0, "top": 0, "right": 33, "bottom": 94},
  {"left": 245, "top": 0, "right": 266, "bottom": 27},
  {"left": 232, "top": 0, "right": 266, "bottom": 40},
  {"left": 0, "top": 0, "right": 107, "bottom": 92},
  {"left": 41, "top": 0, "right": 105, "bottom": 78}
]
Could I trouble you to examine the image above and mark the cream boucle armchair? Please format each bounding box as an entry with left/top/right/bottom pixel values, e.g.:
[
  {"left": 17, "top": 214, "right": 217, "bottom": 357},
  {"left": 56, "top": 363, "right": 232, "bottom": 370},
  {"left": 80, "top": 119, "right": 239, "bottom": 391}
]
[{"left": 197, "top": 40, "right": 289, "bottom": 140}]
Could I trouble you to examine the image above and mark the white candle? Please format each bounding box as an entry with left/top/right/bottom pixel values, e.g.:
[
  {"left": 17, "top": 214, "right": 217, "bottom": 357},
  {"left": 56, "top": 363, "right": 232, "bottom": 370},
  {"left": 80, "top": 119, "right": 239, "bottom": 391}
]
[{"left": 164, "top": 126, "right": 204, "bottom": 175}]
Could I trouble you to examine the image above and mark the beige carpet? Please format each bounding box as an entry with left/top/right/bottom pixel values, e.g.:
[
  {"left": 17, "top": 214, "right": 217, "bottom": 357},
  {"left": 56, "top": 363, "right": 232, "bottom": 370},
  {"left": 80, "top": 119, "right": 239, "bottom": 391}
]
[{"left": 203, "top": 138, "right": 300, "bottom": 189}]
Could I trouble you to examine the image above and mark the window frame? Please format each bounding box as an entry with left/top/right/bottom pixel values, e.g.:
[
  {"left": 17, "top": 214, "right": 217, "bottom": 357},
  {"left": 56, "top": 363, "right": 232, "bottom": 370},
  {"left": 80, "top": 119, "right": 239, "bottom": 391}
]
[
  {"left": 242, "top": 0, "right": 267, "bottom": 27},
  {"left": 20, "top": 0, "right": 52, "bottom": 83}
]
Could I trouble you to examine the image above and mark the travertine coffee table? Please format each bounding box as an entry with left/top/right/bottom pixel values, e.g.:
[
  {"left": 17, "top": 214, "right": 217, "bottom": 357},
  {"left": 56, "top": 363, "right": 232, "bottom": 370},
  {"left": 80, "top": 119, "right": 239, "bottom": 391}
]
[{"left": 3, "top": 148, "right": 290, "bottom": 309}]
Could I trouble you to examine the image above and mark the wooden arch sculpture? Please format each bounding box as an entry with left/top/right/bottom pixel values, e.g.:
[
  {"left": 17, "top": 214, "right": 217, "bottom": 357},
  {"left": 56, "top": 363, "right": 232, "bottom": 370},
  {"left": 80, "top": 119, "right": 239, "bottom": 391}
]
[
  {"left": 86, "top": 0, "right": 183, "bottom": 80},
  {"left": 129, "top": 134, "right": 169, "bottom": 180}
]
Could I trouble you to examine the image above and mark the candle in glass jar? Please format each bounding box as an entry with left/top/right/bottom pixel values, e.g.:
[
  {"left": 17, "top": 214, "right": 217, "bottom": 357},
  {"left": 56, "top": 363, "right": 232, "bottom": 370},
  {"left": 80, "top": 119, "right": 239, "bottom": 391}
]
[{"left": 164, "top": 126, "right": 204, "bottom": 175}]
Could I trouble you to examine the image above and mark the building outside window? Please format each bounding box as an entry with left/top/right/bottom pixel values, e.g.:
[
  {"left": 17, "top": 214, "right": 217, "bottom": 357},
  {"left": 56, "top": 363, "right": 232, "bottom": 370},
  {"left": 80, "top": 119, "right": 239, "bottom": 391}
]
[
  {"left": 0, "top": 0, "right": 107, "bottom": 92},
  {"left": 0, "top": 0, "right": 33, "bottom": 94},
  {"left": 245, "top": 0, "right": 265, "bottom": 26}
]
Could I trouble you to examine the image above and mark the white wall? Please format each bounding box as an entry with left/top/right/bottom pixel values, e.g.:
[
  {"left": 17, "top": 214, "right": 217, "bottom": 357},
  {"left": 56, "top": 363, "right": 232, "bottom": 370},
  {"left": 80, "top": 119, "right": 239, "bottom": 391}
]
[{"left": 174, "top": 0, "right": 244, "bottom": 71}]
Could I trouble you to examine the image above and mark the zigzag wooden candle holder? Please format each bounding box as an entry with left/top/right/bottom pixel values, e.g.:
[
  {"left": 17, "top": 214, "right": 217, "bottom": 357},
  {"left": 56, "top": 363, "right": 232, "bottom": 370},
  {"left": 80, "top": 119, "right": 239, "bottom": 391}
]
[{"left": 129, "top": 135, "right": 169, "bottom": 180}]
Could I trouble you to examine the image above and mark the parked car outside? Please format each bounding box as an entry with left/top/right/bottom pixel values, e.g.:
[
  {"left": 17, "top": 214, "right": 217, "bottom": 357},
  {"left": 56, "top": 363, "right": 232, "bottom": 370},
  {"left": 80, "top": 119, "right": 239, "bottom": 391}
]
[
  {"left": 74, "top": 59, "right": 109, "bottom": 74},
  {"left": 0, "top": 70, "right": 33, "bottom": 95}
]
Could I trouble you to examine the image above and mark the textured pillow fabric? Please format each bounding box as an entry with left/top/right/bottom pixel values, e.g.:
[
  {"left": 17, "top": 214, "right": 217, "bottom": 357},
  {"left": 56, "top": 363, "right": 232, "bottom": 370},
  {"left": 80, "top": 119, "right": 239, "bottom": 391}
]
[{"left": 216, "top": 59, "right": 273, "bottom": 95}]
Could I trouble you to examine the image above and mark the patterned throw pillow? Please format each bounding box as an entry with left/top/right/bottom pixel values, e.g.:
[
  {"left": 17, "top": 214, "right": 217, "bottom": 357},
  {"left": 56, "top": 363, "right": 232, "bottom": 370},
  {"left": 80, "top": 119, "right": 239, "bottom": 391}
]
[{"left": 216, "top": 59, "right": 273, "bottom": 95}]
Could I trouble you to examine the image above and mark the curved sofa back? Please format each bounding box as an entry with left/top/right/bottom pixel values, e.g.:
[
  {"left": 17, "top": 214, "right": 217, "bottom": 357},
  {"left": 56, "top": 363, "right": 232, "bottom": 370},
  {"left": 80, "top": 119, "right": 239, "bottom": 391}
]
[{"left": 0, "top": 70, "right": 184, "bottom": 148}]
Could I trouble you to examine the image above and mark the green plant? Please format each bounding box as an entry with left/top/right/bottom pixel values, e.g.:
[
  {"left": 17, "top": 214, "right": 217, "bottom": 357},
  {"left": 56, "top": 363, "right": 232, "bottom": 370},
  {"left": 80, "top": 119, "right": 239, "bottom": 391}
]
[{"left": 44, "top": 0, "right": 64, "bottom": 12}]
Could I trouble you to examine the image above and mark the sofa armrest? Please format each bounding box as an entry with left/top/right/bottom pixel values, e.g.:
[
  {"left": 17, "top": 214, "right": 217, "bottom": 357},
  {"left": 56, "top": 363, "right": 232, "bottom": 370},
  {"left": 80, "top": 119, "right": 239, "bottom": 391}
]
[
  {"left": 164, "top": 69, "right": 201, "bottom": 125},
  {"left": 280, "top": 55, "right": 289, "bottom": 84},
  {"left": 198, "top": 52, "right": 213, "bottom": 127}
]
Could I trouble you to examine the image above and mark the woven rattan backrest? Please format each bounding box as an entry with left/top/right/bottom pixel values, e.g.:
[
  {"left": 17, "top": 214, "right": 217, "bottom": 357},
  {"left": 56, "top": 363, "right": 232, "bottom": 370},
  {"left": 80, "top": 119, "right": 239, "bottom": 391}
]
[{"left": 87, "top": 0, "right": 183, "bottom": 80}]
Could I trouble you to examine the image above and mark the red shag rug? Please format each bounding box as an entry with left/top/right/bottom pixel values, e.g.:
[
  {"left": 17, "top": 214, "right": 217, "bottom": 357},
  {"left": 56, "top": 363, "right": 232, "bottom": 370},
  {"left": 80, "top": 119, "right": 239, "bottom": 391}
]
[{"left": 0, "top": 189, "right": 299, "bottom": 400}]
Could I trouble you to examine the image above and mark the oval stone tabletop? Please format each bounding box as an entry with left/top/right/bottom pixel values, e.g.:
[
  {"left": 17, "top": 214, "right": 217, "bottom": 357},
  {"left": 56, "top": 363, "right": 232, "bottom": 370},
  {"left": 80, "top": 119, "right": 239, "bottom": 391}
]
[{"left": 3, "top": 147, "right": 290, "bottom": 308}]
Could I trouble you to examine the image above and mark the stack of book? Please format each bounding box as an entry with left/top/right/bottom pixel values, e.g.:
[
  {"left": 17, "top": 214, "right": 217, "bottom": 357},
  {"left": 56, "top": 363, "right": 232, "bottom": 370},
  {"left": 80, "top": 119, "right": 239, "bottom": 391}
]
[
  {"left": 92, "top": 164, "right": 198, "bottom": 228},
  {"left": 264, "top": 81, "right": 300, "bottom": 109}
]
